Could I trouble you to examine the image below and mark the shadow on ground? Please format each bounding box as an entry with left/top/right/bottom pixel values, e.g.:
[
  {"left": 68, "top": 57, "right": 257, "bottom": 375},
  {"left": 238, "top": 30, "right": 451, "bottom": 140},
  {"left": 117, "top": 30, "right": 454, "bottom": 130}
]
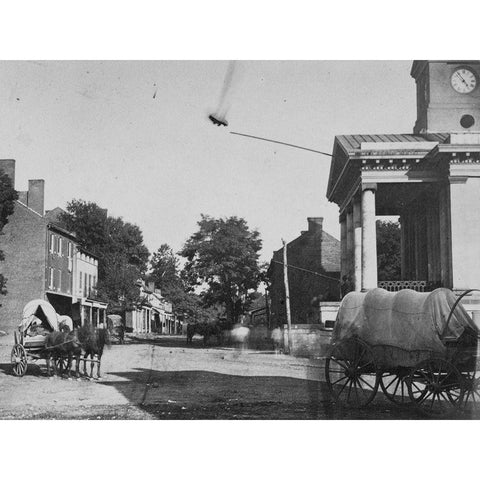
[{"left": 101, "top": 367, "right": 430, "bottom": 420}]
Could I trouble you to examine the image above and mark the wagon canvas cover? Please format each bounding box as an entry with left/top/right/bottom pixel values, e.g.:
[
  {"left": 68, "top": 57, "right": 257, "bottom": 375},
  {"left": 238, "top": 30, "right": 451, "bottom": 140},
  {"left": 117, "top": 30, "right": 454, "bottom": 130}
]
[
  {"left": 20, "top": 299, "right": 59, "bottom": 333},
  {"left": 332, "top": 288, "right": 478, "bottom": 368}
]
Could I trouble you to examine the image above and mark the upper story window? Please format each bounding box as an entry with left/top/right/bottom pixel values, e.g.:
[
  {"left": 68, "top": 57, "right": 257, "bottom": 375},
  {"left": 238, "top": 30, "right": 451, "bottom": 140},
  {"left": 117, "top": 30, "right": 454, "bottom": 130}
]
[
  {"left": 48, "top": 267, "right": 54, "bottom": 289},
  {"left": 57, "top": 237, "right": 63, "bottom": 256},
  {"left": 49, "top": 234, "right": 55, "bottom": 253},
  {"left": 67, "top": 242, "right": 73, "bottom": 272}
]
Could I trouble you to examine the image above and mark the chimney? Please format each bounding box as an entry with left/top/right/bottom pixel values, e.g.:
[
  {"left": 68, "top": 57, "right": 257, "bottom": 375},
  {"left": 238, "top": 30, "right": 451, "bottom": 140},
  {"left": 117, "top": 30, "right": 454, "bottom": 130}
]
[
  {"left": 27, "top": 179, "right": 45, "bottom": 216},
  {"left": 307, "top": 217, "right": 323, "bottom": 234},
  {"left": 17, "top": 191, "right": 28, "bottom": 204},
  {"left": 148, "top": 281, "right": 155, "bottom": 292},
  {"left": 0, "top": 159, "right": 16, "bottom": 187}
]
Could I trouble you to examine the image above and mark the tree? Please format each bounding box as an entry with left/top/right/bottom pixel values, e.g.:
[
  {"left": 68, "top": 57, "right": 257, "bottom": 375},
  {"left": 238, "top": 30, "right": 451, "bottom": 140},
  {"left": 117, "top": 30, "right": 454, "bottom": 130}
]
[
  {"left": 0, "top": 169, "right": 18, "bottom": 296},
  {"left": 377, "top": 220, "right": 401, "bottom": 281},
  {"left": 59, "top": 199, "right": 150, "bottom": 309},
  {"left": 180, "top": 215, "right": 263, "bottom": 323},
  {"left": 148, "top": 243, "right": 208, "bottom": 320}
]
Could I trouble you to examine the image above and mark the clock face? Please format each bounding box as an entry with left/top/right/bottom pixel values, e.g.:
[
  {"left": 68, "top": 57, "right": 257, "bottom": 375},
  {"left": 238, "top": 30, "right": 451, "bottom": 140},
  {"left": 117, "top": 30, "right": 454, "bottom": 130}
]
[{"left": 451, "top": 67, "right": 477, "bottom": 93}]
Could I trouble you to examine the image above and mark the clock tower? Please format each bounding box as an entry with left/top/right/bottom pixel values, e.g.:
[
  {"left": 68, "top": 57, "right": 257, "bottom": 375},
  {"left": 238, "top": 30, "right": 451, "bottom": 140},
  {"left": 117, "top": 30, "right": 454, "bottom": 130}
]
[{"left": 411, "top": 60, "right": 480, "bottom": 136}]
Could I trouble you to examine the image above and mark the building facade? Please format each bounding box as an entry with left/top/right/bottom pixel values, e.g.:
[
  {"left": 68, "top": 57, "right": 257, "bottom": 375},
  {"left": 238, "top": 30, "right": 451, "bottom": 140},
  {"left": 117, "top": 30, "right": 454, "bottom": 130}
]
[
  {"left": 326, "top": 61, "right": 480, "bottom": 312},
  {"left": 125, "top": 281, "right": 179, "bottom": 334},
  {"left": 267, "top": 217, "right": 340, "bottom": 326},
  {"left": 0, "top": 160, "right": 106, "bottom": 333}
]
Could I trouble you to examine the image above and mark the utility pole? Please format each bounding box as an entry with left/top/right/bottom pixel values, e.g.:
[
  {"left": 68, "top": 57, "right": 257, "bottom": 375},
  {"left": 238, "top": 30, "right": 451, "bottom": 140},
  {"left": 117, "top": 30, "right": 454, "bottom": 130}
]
[{"left": 282, "top": 239, "right": 292, "bottom": 354}]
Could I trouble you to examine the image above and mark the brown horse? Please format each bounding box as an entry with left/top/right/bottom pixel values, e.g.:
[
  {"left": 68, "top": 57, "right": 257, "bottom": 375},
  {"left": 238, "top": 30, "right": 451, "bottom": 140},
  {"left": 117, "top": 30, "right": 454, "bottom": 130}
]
[
  {"left": 45, "top": 329, "right": 81, "bottom": 377},
  {"left": 75, "top": 325, "right": 110, "bottom": 379}
]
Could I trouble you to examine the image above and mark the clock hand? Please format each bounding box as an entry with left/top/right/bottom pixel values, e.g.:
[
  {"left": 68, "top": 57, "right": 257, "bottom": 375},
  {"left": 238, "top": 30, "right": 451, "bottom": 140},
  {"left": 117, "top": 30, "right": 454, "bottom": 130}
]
[{"left": 456, "top": 71, "right": 469, "bottom": 86}]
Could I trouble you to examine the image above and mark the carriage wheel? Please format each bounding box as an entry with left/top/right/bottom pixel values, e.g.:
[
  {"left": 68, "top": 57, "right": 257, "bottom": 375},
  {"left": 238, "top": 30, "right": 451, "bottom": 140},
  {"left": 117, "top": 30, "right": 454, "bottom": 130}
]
[
  {"left": 407, "top": 358, "right": 464, "bottom": 417},
  {"left": 461, "top": 370, "right": 480, "bottom": 411},
  {"left": 325, "top": 338, "right": 379, "bottom": 408},
  {"left": 11, "top": 344, "right": 28, "bottom": 377},
  {"left": 379, "top": 371, "right": 411, "bottom": 405}
]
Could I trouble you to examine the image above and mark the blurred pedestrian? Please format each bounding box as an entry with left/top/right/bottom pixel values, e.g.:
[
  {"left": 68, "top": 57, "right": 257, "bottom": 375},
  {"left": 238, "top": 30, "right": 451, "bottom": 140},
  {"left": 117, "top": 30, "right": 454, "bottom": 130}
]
[
  {"left": 231, "top": 323, "right": 250, "bottom": 353},
  {"left": 271, "top": 325, "right": 283, "bottom": 354}
]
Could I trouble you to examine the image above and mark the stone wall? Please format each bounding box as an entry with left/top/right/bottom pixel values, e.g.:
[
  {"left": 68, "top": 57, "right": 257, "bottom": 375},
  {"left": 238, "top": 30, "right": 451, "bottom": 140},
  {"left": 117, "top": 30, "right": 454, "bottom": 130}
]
[{"left": 283, "top": 324, "right": 332, "bottom": 358}]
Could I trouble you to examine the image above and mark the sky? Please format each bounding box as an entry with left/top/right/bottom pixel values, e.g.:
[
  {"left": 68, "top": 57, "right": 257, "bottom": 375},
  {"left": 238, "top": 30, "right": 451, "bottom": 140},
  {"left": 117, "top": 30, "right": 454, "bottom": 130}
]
[{"left": 0, "top": 60, "right": 416, "bottom": 262}]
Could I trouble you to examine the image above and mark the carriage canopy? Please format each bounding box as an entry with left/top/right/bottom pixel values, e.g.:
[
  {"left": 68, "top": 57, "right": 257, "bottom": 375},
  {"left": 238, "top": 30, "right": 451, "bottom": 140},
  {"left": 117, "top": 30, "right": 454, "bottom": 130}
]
[
  {"left": 20, "top": 299, "right": 59, "bottom": 333},
  {"left": 332, "top": 288, "right": 478, "bottom": 367}
]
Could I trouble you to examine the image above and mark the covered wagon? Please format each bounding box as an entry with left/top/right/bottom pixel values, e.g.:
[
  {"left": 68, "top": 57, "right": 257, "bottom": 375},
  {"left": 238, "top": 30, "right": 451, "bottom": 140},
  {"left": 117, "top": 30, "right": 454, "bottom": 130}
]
[
  {"left": 11, "top": 299, "right": 73, "bottom": 376},
  {"left": 325, "top": 288, "right": 480, "bottom": 415}
]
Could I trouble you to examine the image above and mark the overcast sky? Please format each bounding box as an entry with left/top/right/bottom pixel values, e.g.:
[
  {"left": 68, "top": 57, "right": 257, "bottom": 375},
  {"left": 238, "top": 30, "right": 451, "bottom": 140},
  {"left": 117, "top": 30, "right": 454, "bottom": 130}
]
[{"left": 0, "top": 60, "right": 415, "bottom": 261}]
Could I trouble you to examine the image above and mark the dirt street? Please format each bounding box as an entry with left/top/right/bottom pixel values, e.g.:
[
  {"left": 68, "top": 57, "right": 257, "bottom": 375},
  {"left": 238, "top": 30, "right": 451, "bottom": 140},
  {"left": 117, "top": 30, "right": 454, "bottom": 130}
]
[{"left": 0, "top": 334, "right": 477, "bottom": 419}]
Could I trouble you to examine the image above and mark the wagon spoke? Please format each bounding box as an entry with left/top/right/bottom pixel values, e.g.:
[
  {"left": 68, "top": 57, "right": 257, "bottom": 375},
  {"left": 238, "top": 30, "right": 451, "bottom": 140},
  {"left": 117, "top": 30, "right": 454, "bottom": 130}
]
[
  {"left": 337, "top": 378, "right": 350, "bottom": 399},
  {"left": 358, "top": 376, "right": 375, "bottom": 391},
  {"left": 353, "top": 380, "right": 360, "bottom": 403},
  {"left": 331, "top": 375, "right": 350, "bottom": 387},
  {"left": 418, "top": 390, "right": 433, "bottom": 405},
  {"left": 439, "top": 391, "right": 449, "bottom": 403},
  {"left": 384, "top": 375, "right": 398, "bottom": 391}
]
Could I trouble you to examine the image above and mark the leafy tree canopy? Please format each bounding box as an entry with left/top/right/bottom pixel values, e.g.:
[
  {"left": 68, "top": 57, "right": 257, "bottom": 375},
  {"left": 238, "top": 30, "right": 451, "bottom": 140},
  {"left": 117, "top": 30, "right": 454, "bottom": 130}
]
[
  {"left": 0, "top": 169, "right": 18, "bottom": 296},
  {"left": 59, "top": 199, "right": 150, "bottom": 309},
  {"left": 180, "top": 215, "right": 263, "bottom": 323},
  {"left": 377, "top": 220, "right": 401, "bottom": 281},
  {"left": 148, "top": 243, "right": 208, "bottom": 320}
]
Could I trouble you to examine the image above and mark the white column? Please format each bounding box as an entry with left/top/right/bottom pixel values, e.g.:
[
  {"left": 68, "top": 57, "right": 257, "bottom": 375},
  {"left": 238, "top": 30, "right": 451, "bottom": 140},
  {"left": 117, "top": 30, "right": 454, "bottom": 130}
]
[
  {"left": 361, "top": 185, "right": 378, "bottom": 290},
  {"left": 353, "top": 197, "right": 362, "bottom": 292},
  {"left": 346, "top": 207, "right": 354, "bottom": 278},
  {"left": 340, "top": 215, "right": 347, "bottom": 281}
]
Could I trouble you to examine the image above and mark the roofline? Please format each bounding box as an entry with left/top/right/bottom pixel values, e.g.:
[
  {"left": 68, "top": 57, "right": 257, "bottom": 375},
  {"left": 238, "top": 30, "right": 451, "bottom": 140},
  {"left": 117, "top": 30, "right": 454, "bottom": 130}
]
[
  {"left": 76, "top": 245, "right": 99, "bottom": 259},
  {"left": 15, "top": 200, "right": 44, "bottom": 219},
  {"left": 47, "top": 223, "right": 77, "bottom": 241}
]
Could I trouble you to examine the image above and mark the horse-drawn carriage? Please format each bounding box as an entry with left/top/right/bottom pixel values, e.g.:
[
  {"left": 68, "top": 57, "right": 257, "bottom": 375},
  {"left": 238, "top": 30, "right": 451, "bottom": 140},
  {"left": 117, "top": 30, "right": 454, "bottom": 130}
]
[
  {"left": 106, "top": 314, "right": 125, "bottom": 344},
  {"left": 11, "top": 299, "right": 108, "bottom": 378},
  {"left": 325, "top": 288, "right": 480, "bottom": 416},
  {"left": 11, "top": 299, "right": 73, "bottom": 376}
]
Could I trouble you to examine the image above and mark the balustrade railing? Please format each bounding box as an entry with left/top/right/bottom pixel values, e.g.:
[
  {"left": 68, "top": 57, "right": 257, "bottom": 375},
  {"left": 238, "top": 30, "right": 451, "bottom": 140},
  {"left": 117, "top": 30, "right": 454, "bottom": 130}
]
[{"left": 378, "top": 280, "right": 429, "bottom": 292}]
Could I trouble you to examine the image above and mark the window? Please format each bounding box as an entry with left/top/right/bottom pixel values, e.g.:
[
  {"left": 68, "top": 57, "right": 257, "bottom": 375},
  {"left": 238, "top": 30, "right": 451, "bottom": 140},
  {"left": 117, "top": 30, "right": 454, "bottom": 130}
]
[
  {"left": 58, "top": 237, "right": 63, "bottom": 256},
  {"left": 49, "top": 234, "right": 55, "bottom": 253},
  {"left": 88, "top": 274, "right": 92, "bottom": 296},
  {"left": 48, "top": 268, "right": 54, "bottom": 289},
  {"left": 79, "top": 271, "right": 82, "bottom": 295},
  {"left": 84, "top": 273, "right": 87, "bottom": 297},
  {"left": 67, "top": 242, "right": 73, "bottom": 272},
  {"left": 58, "top": 269, "right": 62, "bottom": 291}
]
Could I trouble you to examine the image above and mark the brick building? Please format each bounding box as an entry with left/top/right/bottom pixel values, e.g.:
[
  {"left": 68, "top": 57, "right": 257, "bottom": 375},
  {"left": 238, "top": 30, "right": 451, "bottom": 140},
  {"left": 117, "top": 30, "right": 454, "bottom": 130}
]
[
  {"left": 0, "top": 159, "right": 106, "bottom": 333},
  {"left": 267, "top": 217, "right": 340, "bottom": 326}
]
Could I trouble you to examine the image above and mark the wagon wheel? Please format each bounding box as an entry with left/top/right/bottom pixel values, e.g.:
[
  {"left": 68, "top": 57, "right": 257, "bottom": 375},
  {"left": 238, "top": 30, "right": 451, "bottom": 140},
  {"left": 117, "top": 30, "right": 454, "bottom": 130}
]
[
  {"left": 325, "top": 337, "right": 379, "bottom": 408},
  {"left": 379, "top": 371, "right": 411, "bottom": 405},
  {"left": 11, "top": 344, "right": 28, "bottom": 377},
  {"left": 460, "top": 369, "right": 480, "bottom": 411},
  {"left": 407, "top": 358, "right": 464, "bottom": 417}
]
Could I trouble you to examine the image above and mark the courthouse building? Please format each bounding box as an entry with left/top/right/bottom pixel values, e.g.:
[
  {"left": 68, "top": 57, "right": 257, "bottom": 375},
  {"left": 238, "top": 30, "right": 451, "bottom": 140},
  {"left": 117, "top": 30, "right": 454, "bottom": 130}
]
[{"left": 327, "top": 60, "right": 480, "bottom": 313}]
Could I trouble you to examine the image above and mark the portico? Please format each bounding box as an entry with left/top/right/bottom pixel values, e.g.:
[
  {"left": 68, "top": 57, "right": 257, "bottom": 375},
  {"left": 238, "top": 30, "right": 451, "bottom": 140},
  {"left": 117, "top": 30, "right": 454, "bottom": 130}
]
[{"left": 328, "top": 133, "right": 480, "bottom": 293}]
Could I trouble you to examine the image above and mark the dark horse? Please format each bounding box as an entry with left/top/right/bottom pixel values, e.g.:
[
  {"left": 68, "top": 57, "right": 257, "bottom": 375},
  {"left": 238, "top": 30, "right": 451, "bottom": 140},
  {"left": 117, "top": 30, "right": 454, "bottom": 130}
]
[
  {"left": 75, "top": 325, "right": 110, "bottom": 379},
  {"left": 186, "top": 319, "right": 232, "bottom": 346},
  {"left": 45, "top": 328, "right": 81, "bottom": 377}
]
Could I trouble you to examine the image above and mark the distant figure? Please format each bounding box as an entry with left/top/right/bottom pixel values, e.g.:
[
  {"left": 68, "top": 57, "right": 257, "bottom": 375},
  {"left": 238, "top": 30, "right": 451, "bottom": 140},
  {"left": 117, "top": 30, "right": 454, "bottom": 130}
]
[
  {"left": 231, "top": 324, "right": 250, "bottom": 352},
  {"left": 271, "top": 326, "right": 283, "bottom": 354}
]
